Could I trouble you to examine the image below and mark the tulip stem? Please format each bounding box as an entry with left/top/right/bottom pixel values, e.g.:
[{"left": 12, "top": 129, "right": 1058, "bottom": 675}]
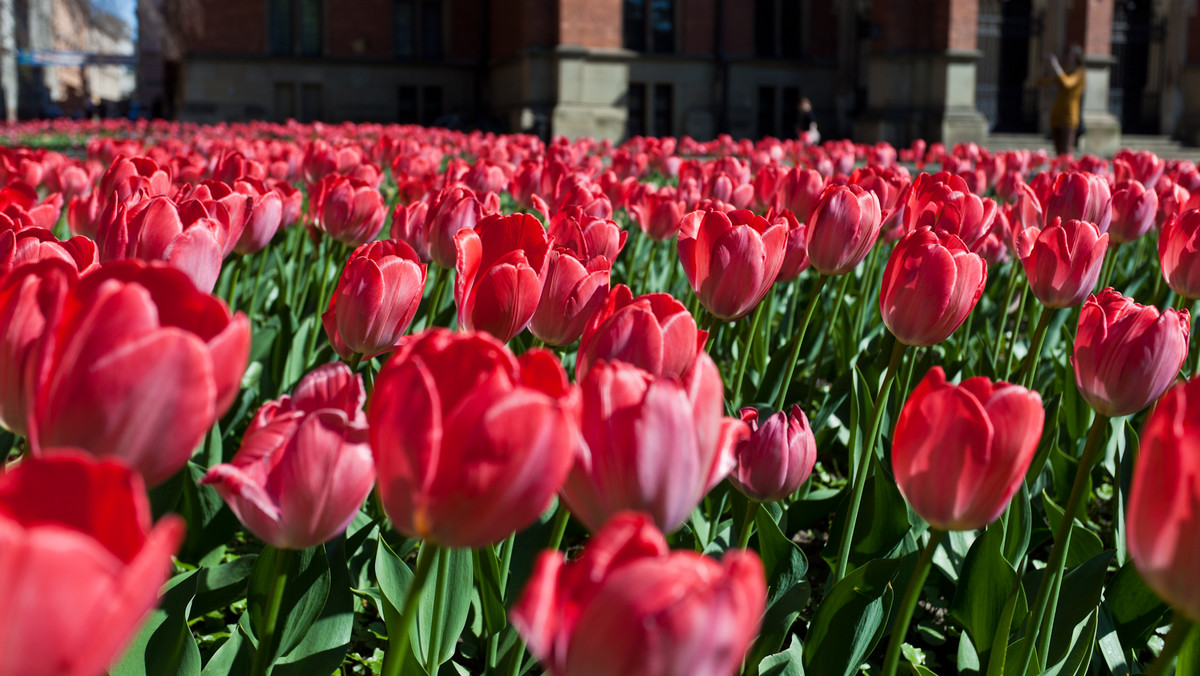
[
  {"left": 382, "top": 542, "right": 439, "bottom": 676},
  {"left": 1097, "top": 243, "right": 1119, "bottom": 292},
  {"left": 1015, "top": 413, "right": 1108, "bottom": 675},
  {"left": 424, "top": 547, "right": 452, "bottom": 674},
  {"left": 833, "top": 336, "right": 907, "bottom": 583},
  {"left": 805, "top": 273, "right": 853, "bottom": 402},
  {"left": 424, "top": 265, "right": 449, "bottom": 330},
  {"left": 881, "top": 528, "right": 947, "bottom": 676},
  {"left": 626, "top": 229, "right": 648, "bottom": 288},
  {"left": 251, "top": 546, "right": 293, "bottom": 676},
  {"left": 347, "top": 352, "right": 363, "bottom": 372},
  {"left": 547, "top": 504, "right": 571, "bottom": 551},
  {"left": 1019, "top": 305, "right": 1054, "bottom": 389},
  {"left": 732, "top": 300, "right": 767, "bottom": 407},
  {"left": 774, "top": 274, "right": 828, "bottom": 410},
  {"left": 639, "top": 239, "right": 659, "bottom": 292},
  {"left": 737, "top": 499, "right": 761, "bottom": 549},
  {"left": 227, "top": 256, "right": 243, "bottom": 312},
  {"left": 996, "top": 262, "right": 1022, "bottom": 365},
  {"left": 1146, "top": 615, "right": 1196, "bottom": 676},
  {"left": 1003, "top": 285, "right": 1031, "bottom": 380}
]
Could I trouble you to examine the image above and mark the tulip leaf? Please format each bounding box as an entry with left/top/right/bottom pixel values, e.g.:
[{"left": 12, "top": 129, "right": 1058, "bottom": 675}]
[
  {"left": 950, "top": 523, "right": 1024, "bottom": 662},
  {"left": 473, "top": 545, "right": 508, "bottom": 636},
  {"left": 177, "top": 461, "right": 241, "bottom": 564},
  {"left": 744, "top": 507, "right": 810, "bottom": 669},
  {"left": 373, "top": 536, "right": 428, "bottom": 676},
  {"left": 1104, "top": 559, "right": 1168, "bottom": 650},
  {"left": 1000, "top": 483, "right": 1032, "bottom": 567},
  {"left": 756, "top": 634, "right": 805, "bottom": 676},
  {"left": 1040, "top": 607, "right": 1099, "bottom": 676},
  {"left": 413, "top": 547, "right": 474, "bottom": 671},
  {"left": 111, "top": 570, "right": 201, "bottom": 676},
  {"left": 1041, "top": 491, "right": 1103, "bottom": 569},
  {"left": 201, "top": 621, "right": 255, "bottom": 676},
  {"left": 273, "top": 540, "right": 355, "bottom": 675},
  {"left": 247, "top": 545, "right": 332, "bottom": 666},
  {"left": 190, "top": 554, "right": 258, "bottom": 618},
  {"left": 1032, "top": 550, "right": 1112, "bottom": 671},
  {"left": 281, "top": 314, "right": 317, "bottom": 392},
  {"left": 823, "top": 454, "right": 911, "bottom": 572},
  {"left": 803, "top": 558, "right": 900, "bottom": 676}
]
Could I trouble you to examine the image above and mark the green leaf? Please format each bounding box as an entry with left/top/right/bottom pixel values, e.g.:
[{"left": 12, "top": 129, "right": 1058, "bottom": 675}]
[
  {"left": 1041, "top": 491, "right": 1102, "bottom": 569},
  {"left": 1104, "top": 559, "right": 1168, "bottom": 650},
  {"left": 413, "top": 547, "right": 473, "bottom": 671},
  {"left": 247, "top": 545, "right": 332, "bottom": 666},
  {"left": 111, "top": 570, "right": 201, "bottom": 676},
  {"left": 756, "top": 634, "right": 805, "bottom": 676},
  {"left": 374, "top": 539, "right": 429, "bottom": 676},
  {"left": 1001, "top": 483, "right": 1032, "bottom": 567},
  {"left": 281, "top": 314, "right": 316, "bottom": 392},
  {"left": 273, "top": 541, "right": 355, "bottom": 675},
  {"left": 1041, "top": 607, "right": 1099, "bottom": 676},
  {"left": 201, "top": 621, "right": 254, "bottom": 676},
  {"left": 190, "top": 555, "right": 257, "bottom": 619},
  {"left": 744, "top": 507, "right": 810, "bottom": 669},
  {"left": 823, "top": 454, "right": 912, "bottom": 573},
  {"left": 803, "top": 558, "right": 901, "bottom": 676},
  {"left": 950, "top": 523, "right": 1023, "bottom": 660},
  {"left": 473, "top": 545, "right": 508, "bottom": 636},
  {"left": 1045, "top": 551, "right": 1113, "bottom": 669}
]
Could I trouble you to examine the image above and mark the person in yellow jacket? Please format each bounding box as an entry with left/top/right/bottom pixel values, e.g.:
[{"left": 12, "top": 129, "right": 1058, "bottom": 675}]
[{"left": 1039, "top": 45, "right": 1086, "bottom": 156}]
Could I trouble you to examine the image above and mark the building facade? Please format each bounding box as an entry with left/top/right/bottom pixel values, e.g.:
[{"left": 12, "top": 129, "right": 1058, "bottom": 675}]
[{"left": 142, "top": 0, "right": 1200, "bottom": 153}]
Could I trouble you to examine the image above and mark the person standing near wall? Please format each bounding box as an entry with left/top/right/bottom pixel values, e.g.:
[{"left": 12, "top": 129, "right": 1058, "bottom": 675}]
[{"left": 1039, "top": 44, "right": 1086, "bottom": 156}]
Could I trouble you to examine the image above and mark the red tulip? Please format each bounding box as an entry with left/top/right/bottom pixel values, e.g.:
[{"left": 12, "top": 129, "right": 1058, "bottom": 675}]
[
  {"left": 1159, "top": 209, "right": 1200, "bottom": 300},
  {"left": 806, "top": 184, "right": 882, "bottom": 276},
  {"left": 626, "top": 189, "right": 685, "bottom": 241},
  {"left": 561, "top": 355, "right": 747, "bottom": 533},
  {"left": 546, "top": 207, "right": 627, "bottom": 263},
  {"left": 529, "top": 249, "right": 612, "bottom": 347},
  {"left": 1016, "top": 217, "right": 1108, "bottom": 309},
  {"left": 1127, "top": 376, "right": 1200, "bottom": 622},
  {"left": 576, "top": 284, "right": 707, "bottom": 381},
  {"left": 29, "top": 260, "right": 250, "bottom": 486},
  {"left": 173, "top": 180, "right": 252, "bottom": 257},
  {"left": 510, "top": 511, "right": 766, "bottom": 676},
  {"left": 322, "top": 239, "right": 427, "bottom": 360},
  {"left": 0, "top": 226, "right": 96, "bottom": 278},
  {"left": 767, "top": 208, "right": 809, "bottom": 282},
  {"left": 892, "top": 367, "right": 1044, "bottom": 530},
  {"left": 1108, "top": 179, "right": 1158, "bottom": 244},
  {"left": 368, "top": 329, "right": 579, "bottom": 548},
  {"left": 315, "top": 175, "right": 387, "bottom": 247},
  {"left": 201, "top": 363, "right": 374, "bottom": 550},
  {"left": 879, "top": 227, "right": 987, "bottom": 347},
  {"left": 231, "top": 179, "right": 284, "bottom": 255},
  {"left": 677, "top": 208, "right": 787, "bottom": 320},
  {"left": 454, "top": 213, "right": 551, "bottom": 342},
  {"left": 902, "top": 172, "right": 999, "bottom": 250},
  {"left": 729, "top": 405, "right": 817, "bottom": 503},
  {"left": 389, "top": 200, "right": 430, "bottom": 262},
  {"left": 425, "top": 184, "right": 496, "bottom": 268},
  {"left": 98, "top": 195, "right": 227, "bottom": 294},
  {"left": 1043, "top": 171, "right": 1112, "bottom": 234},
  {"left": 778, "top": 166, "right": 826, "bottom": 223},
  {"left": 0, "top": 452, "right": 184, "bottom": 676},
  {"left": 0, "top": 259, "right": 75, "bottom": 436},
  {"left": 1073, "top": 288, "right": 1190, "bottom": 417}
]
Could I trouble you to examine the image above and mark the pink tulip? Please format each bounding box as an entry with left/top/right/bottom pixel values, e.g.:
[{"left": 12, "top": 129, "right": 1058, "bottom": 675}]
[
  {"left": 322, "top": 239, "right": 427, "bottom": 360},
  {"left": 576, "top": 284, "right": 707, "bottom": 381},
  {"left": 1108, "top": 179, "right": 1158, "bottom": 244},
  {"left": 806, "top": 184, "right": 882, "bottom": 276},
  {"left": 454, "top": 213, "right": 551, "bottom": 342},
  {"left": 677, "top": 208, "right": 787, "bottom": 320},
  {"left": 201, "top": 363, "right": 375, "bottom": 550},
  {"left": 1159, "top": 209, "right": 1200, "bottom": 300},
  {"left": 729, "top": 405, "right": 817, "bottom": 503},
  {"left": 879, "top": 227, "right": 987, "bottom": 347},
  {"left": 1017, "top": 217, "right": 1108, "bottom": 309}
]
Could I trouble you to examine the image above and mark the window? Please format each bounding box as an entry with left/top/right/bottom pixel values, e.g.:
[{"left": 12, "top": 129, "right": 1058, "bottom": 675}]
[
  {"left": 623, "top": 0, "right": 675, "bottom": 53},
  {"left": 755, "top": 0, "right": 804, "bottom": 59},
  {"left": 626, "top": 83, "right": 647, "bottom": 138},
  {"left": 395, "top": 0, "right": 443, "bottom": 60},
  {"left": 268, "top": 0, "right": 323, "bottom": 57},
  {"left": 626, "top": 83, "right": 673, "bottom": 139}
]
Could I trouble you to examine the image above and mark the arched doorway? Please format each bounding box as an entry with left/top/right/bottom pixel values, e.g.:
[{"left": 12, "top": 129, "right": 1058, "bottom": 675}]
[
  {"left": 1110, "top": 0, "right": 1162, "bottom": 134},
  {"left": 977, "top": 0, "right": 1039, "bottom": 132}
]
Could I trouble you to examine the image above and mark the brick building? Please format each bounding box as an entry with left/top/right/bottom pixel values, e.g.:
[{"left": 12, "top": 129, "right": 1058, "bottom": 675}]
[{"left": 138, "top": 0, "right": 1200, "bottom": 153}]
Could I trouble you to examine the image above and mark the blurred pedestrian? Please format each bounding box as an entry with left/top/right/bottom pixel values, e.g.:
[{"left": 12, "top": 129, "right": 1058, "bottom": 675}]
[
  {"left": 1039, "top": 45, "right": 1086, "bottom": 156},
  {"left": 796, "top": 97, "right": 819, "bottom": 146}
]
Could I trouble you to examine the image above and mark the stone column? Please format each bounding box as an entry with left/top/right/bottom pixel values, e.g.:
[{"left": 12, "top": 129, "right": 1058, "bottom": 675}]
[{"left": 853, "top": 0, "right": 989, "bottom": 146}]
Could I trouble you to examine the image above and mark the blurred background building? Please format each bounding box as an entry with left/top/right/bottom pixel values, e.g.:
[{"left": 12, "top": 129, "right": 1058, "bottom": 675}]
[{"left": 7, "top": 0, "right": 1200, "bottom": 156}]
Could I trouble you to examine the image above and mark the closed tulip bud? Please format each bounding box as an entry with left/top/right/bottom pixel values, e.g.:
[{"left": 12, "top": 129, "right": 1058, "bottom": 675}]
[
  {"left": 1016, "top": 217, "right": 1108, "bottom": 309},
  {"left": 1044, "top": 171, "right": 1112, "bottom": 234},
  {"left": 778, "top": 166, "right": 826, "bottom": 224},
  {"left": 892, "top": 367, "right": 1044, "bottom": 530},
  {"left": 510, "top": 511, "right": 766, "bottom": 676},
  {"left": 677, "top": 208, "right": 786, "bottom": 320},
  {"left": 454, "top": 213, "right": 552, "bottom": 342},
  {"left": 1156, "top": 179, "right": 1190, "bottom": 229},
  {"left": 369, "top": 329, "right": 579, "bottom": 548},
  {"left": 0, "top": 226, "right": 96, "bottom": 278},
  {"left": 730, "top": 405, "right": 817, "bottom": 503},
  {"left": 0, "top": 259, "right": 75, "bottom": 436},
  {"left": 0, "top": 452, "right": 184, "bottom": 676},
  {"left": 389, "top": 200, "right": 430, "bottom": 262},
  {"left": 626, "top": 190, "right": 685, "bottom": 241},
  {"left": 316, "top": 176, "right": 387, "bottom": 247},
  {"left": 879, "top": 227, "right": 987, "bottom": 347},
  {"left": 425, "top": 184, "right": 492, "bottom": 268},
  {"left": 903, "top": 172, "right": 999, "bottom": 250},
  {"left": 1109, "top": 179, "right": 1158, "bottom": 244},
  {"left": 98, "top": 196, "right": 227, "bottom": 293},
  {"left": 1073, "top": 288, "right": 1190, "bottom": 417},
  {"left": 232, "top": 180, "right": 284, "bottom": 255},
  {"left": 1159, "top": 210, "right": 1200, "bottom": 300},
  {"left": 29, "top": 260, "right": 250, "bottom": 486},
  {"left": 547, "top": 208, "right": 627, "bottom": 263},
  {"left": 322, "top": 239, "right": 427, "bottom": 360},
  {"left": 529, "top": 249, "right": 611, "bottom": 347},
  {"left": 201, "top": 363, "right": 375, "bottom": 550},
  {"left": 562, "top": 355, "right": 748, "bottom": 533},
  {"left": 577, "top": 284, "right": 707, "bottom": 381},
  {"left": 1127, "top": 377, "right": 1200, "bottom": 622},
  {"left": 806, "top": 184, "right": 882, "bottom": 276},
  {"left": 767, "top": 208, "right": 809, "bottom": 283}
]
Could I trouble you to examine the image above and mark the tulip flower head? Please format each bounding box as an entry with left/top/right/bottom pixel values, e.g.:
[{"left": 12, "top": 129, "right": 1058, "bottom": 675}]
[{"left": 879, "top": 227, "right": 987, "bottom": 347}]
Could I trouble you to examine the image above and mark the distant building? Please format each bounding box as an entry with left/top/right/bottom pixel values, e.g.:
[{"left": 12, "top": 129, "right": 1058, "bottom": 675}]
[
  {"left": 16, "top": 0, "right": 135, "bottom": 118},
  {"left": 142, "top": 0, "right": 1200, "bottom": 154}
]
